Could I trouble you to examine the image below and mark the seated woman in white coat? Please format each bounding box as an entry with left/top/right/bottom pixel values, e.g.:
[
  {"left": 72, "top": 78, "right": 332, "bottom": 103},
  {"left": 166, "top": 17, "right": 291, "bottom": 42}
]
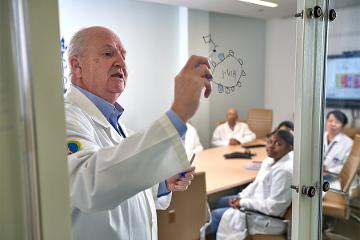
[
  {"left": 207, "top": 130, "right": 293, "bottom": 240},
  {"left": 211, "top": 108, "right": 256, "bottom": 147},
  {"left": 323, "top": 110, "right": 353, "bottom": 180}
]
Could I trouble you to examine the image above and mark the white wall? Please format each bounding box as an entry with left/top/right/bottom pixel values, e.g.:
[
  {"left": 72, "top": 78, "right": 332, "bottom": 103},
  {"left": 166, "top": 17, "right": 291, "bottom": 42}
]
[
  {"left": 208, "top": 12, "right": 266, "bottom": 136},
  {"left": 59, "top": 0, "right": 183, "bottom": 131},
  {"left": 188, "top": 9, "right": 211, "bottom": 147},
  {"left": 264, "top": 17, "right": 296, "bottom": 128},
  {"left": 327, "top": 5, "right": 360, "bottom": 55}
]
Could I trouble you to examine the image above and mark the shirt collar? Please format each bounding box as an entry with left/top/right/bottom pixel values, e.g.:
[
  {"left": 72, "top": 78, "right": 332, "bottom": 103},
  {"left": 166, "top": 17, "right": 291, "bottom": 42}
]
[
  {"left": 324, "top": 131, "right": 341, "bottom": 146},
  {"left": 268, "top": 151, "right": 292, "bottom": 169},
  {"left": 74, "top": 85, "right": 124, "bottom": 123}
]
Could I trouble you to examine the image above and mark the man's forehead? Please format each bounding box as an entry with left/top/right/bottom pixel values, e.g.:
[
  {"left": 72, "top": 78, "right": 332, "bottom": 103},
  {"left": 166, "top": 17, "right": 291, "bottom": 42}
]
[{"left": 89, "top": 29, "right": 125, "bottom": 50}]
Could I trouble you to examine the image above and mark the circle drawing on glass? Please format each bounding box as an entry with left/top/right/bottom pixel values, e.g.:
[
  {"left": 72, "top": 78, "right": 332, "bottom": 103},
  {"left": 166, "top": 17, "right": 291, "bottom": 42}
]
[{"left": 203, "top": 34, "right": 246, "bottom": 94}]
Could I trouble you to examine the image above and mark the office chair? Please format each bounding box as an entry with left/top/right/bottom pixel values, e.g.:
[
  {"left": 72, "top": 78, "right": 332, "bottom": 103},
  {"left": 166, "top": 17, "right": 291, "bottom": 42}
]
[
  {"left": 342, "top": 127, "right": 360, "bottom": 140},
  {"left": 247, "top": 108, "right": 273, "bottom": 139},
  {"left": 323, "top": 134, "right": 360, "bottom": 223},
  {"left": 157, "top": 172, "right": 211, "bottom": 240}
]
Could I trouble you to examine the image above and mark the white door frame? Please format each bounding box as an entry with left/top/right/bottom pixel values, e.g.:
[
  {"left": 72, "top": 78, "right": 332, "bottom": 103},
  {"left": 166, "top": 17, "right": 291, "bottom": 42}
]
[
  {"left": 1, "top": 0, "right": 72, "bottom": 239},
  {"left": 293, "top": 0, "right": 329, "bottom": 239}
]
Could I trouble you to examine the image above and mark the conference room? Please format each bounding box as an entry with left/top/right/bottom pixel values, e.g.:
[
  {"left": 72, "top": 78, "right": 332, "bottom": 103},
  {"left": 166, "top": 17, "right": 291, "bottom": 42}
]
[{"left": 1, "top": 0, "right": 360, "bottom": 239}]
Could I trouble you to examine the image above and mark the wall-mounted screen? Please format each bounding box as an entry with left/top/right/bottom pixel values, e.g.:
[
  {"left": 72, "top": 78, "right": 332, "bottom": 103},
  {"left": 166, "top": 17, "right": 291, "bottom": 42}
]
[{"left": 326, "top": 52, "right": 360, "bottom": 108}]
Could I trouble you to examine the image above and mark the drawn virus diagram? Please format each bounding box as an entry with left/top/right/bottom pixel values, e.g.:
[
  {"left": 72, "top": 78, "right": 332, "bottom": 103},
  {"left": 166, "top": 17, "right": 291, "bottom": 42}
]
[{"left": 203, "top": 34, "right": 246, "bottom": 94}]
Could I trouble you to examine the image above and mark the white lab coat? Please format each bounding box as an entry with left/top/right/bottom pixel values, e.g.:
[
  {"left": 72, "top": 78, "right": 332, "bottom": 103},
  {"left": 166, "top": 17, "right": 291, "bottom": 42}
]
[
  {"left": 217, "top": 152, "right": 293, "bottom": 240},
  {"left": 184, "top": 123, "right": 203, "bottom": 159},
  {"left": 323, "top": 132, "right": 353, "bottom": 174},
  {"left": 211, "top": 122, "right": 256, "bottom": 147},
  {"left": 65, "top": 85, "right": 189, "bottom": 240}
]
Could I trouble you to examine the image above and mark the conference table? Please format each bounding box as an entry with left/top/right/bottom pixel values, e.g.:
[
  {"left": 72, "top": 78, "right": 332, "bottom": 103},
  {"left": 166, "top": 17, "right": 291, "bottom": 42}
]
[{"left": 193, "top": 139, "right": 267, "bottom": 195}]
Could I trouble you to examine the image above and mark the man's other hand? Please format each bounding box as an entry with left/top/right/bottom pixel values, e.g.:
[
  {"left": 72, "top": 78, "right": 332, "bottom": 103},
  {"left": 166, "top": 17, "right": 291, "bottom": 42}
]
[{"left": 165, "top": 166, "right": 195, "bottom": 192}]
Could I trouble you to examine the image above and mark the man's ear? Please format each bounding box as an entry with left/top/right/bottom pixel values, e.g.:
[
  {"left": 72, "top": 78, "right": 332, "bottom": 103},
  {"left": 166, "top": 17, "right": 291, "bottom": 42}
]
[{"left": 70, "top": 57, "right": 82, "bottom": 79}]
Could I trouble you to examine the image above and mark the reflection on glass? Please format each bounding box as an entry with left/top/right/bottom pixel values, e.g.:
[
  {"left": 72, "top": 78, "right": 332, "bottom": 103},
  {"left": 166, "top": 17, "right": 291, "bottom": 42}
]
[{"left": 322, "top": 1, "right": 360, "bottom": 239}]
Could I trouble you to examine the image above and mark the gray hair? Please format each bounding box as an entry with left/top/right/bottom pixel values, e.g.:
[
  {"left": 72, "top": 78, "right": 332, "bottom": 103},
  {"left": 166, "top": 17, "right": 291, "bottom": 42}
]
[
  {"left": 67, "top": 28, "right": 89, "bottom": 63},
  {"left": 67, "top": 28, "right": 91, "bottom": 81}
]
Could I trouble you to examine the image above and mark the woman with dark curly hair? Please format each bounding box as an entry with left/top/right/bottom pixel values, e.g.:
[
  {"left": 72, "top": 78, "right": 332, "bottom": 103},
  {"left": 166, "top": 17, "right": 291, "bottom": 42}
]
[{"left": 208, "top": 130, "right": 293, "bottom": 240}]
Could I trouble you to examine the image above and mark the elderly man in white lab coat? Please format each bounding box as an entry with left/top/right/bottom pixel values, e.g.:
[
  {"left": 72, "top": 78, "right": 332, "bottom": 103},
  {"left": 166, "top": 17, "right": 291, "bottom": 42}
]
[
  {"left": 211, "top": 108, "right": 256, "bottom": 147},
  {"left": 207, "top": 130, "right": 293, "bottom": 240},
  {"left": 65, "top": 26, "right": 212, "bottom": 240}
]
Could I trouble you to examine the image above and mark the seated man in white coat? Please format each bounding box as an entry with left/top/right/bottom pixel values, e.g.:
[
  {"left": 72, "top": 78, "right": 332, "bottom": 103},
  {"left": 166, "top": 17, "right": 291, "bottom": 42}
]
[
  {"left": 211, "top": 108, "right": 256, "bottom": 147},
  {"left": 184, "top": 122, "right": 204, "bottom": 158},
  {"left": 207, "top": 130, "right": 293, "bottom": 240},
  {"left": 65, "top": 26, "right": 212, "bottom": 240}
]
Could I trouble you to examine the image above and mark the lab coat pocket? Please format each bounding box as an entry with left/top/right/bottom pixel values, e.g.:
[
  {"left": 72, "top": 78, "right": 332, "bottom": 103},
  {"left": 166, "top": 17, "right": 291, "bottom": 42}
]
[
  {"left": 217, "top": 208, "right": 248, "bottom": 240},
  {"left": 247, "top": 212, "right": 286, "bottom": 235}
]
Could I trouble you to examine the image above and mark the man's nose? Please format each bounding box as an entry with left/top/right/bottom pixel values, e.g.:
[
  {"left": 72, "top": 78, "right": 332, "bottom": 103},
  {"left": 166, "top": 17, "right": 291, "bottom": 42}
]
[
  {"left": 114, "top": 55, "right": 126, "bottom": 68},
  {"left": 114, "top": 54, "right": 128, "bottom": 76}
]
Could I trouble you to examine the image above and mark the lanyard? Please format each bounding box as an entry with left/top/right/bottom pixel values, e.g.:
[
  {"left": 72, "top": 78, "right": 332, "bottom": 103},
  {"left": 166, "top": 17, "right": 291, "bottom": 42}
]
[{"left": 323, "top": 140, "right": 337, "bottom": 160}]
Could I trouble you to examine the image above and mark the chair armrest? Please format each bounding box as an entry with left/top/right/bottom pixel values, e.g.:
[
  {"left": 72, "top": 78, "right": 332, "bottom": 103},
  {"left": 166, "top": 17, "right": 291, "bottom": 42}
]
[
  {"left": 199, "top": 202, "right": 212, "bottom": 240},
  {"left": 328, "top": 188, "right": 349, "bottom": 196},
  {"left": 324, "top": 170, "right": 340, "bottom": 178},
  {"left": 239, "top": 208, "right": 286, "bottom": 222},
  {"left": 240, "top": 207, "right": 291, "bottom": 239}
]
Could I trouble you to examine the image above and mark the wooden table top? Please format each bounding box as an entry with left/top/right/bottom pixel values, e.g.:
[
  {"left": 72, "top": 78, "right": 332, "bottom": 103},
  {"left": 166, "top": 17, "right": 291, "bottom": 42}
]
[{"left": 193, "top": 140, "right": 267, "bottom": 194}]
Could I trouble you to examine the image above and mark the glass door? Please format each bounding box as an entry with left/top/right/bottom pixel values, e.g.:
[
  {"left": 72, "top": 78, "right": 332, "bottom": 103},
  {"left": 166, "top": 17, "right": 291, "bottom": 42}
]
[
  {"left": 322, "top": 1, "right": 360, "bottom": 239},
  {"left": 294, "top": 0, "right": 360, "bottom": 239},
  {"left": 293, "top": 0, "right": 327, "bottom": 239}
]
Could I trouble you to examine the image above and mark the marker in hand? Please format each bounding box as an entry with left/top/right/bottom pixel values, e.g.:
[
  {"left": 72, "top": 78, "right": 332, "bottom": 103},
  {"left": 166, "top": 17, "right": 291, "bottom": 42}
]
[{"left": 180, "top": 153, "right": 196, "bottom": 177}]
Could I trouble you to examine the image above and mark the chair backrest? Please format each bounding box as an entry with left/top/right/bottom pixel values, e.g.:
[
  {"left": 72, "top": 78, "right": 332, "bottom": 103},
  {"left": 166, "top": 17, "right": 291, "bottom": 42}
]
[
  {"left": 339, "top": 134, "right": 360, "bottom": 193},
  {"left": 342, "top": 127, "right": 360, "bottom": 139},
  {"left": 247, "top": 108, "right": 273, "bottom": 139},
  {"left": 157, "top": 172, "right": 207, "bottom": 240},
  {"left": 216, "top": 120, "right": 226, "bottom": 126},
  {"left": 283, "top": 205, "right": 292, "bottom": 221}
]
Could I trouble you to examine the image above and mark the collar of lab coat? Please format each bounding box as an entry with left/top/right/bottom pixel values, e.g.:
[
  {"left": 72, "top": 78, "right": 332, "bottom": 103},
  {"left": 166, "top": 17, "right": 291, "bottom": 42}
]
[
  {"left": 65, "top": 85, "right": 124, "bottom": 142},
  {"left": 324, "top": 131, "right": 345, "bottom": 148},
  {"left": 266, "top": 151, "right": 292, "bottom": 170},
  {"left": 226, "top": 121, "right": 241, "bottom": 131}
]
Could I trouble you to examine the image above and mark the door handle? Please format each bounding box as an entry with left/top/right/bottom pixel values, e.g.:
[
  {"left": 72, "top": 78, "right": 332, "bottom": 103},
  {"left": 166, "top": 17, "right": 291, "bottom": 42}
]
[
  {"left": 302, "top": 185, "right": 316, "bottom": 198},
  {"left": 290, "top": 185, "right": 316, "bottom": 198},
  {"left": 323, "top": 181, "right": 330, "bottom": 192},
  {"left": 290, "top": 185, "right": 299, "bottom": 193},
  {"left": 306, "top": 5, "right": 323, "bottom": 19},
  {"left": 329, "top": 9, "right": 336, "bottom": 22}
]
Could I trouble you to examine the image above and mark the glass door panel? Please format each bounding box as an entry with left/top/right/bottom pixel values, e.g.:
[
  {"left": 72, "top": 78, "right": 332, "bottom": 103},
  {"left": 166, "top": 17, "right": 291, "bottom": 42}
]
[{"left": 322, "top": 1, "right": 360, "bottom": 239}]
